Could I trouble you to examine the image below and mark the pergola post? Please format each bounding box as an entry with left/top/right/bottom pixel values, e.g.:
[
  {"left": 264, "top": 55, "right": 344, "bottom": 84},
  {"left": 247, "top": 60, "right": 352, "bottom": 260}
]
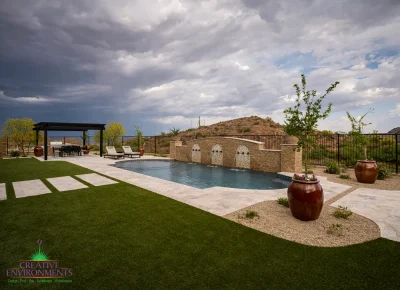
[
  {"left": 35, "top": 130, "right": 39, "bottom": 146},
  {"left": 83, "top": 131, "right": 86, "bottom": 146},
  {"left": 44, "top": 128, "right": 48, "bottom": 161},
  {"left": 100, "top": 129, "right": 104, "bottom": 157}
]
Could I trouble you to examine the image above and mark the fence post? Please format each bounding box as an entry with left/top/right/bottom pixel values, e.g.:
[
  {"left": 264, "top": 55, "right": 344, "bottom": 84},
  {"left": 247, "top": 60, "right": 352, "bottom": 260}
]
[
  {"left": 337, "top": 134, "right": 340, "bottom": 163},
  {"left": 154, "top": 136, "right": 157, "bottom": 155},
  {"left": 396, "top": 134, "right": 398, "bottom": 174}
]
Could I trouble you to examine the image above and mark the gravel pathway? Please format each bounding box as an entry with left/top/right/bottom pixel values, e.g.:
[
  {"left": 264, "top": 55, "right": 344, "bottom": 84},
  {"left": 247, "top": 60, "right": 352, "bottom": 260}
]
[{"left": 224, "top": 200, "right": 380, "bottom": 247}]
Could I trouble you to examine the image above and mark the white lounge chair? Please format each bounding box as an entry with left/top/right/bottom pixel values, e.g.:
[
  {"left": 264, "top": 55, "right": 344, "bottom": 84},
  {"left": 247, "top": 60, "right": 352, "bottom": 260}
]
[
  {"left": 122, "top": 146, "right": 141, "bottom": 158},
  {"left": 104, "top": 146, "right": 124, "bottom": 159}
]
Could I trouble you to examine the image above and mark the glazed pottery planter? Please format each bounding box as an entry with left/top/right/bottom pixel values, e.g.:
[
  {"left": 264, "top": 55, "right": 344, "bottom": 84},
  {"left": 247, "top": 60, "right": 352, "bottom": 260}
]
[
  {"left": 82, "top": 146, "right": 90, "bottom": 155},
  {"left": 139, "top": 148, "right": 145, "bottom": 156},
  {"left": 283, "top": 135, "right": 299, "bottom": 144},
  {"left": 34, "top": 146, "right": 43, "bottom": 157},
  {"left": 287, "top": 179, "right": 324, "bottom": 221},
  {"left": 355, "top": 160, "right": 378, "bottom": 184}
]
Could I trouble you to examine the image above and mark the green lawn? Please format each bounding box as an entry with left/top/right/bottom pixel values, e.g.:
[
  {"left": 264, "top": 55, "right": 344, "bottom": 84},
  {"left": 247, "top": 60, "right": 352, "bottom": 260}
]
[{"left": 0, "top": 158, "right": 399, "bottom": 289}]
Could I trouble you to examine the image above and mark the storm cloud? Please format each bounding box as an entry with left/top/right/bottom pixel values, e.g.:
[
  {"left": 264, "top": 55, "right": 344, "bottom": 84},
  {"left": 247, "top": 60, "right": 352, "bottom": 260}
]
[{"left": 0, "top": 0, "right": 399, "bottom": 134}]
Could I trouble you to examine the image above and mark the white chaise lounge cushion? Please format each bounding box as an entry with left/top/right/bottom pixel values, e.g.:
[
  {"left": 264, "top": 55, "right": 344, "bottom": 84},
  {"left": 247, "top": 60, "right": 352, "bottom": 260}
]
[
  {"left": 122, "top": 146, "right": 140, "bottom": 154},
  {"left": 106, "top": 146, "right": 124, "bottom": 156}
]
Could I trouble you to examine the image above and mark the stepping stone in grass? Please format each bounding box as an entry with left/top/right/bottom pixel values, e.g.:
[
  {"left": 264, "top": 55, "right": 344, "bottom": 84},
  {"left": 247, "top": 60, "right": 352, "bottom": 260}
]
[
  {"left": 47, "top": 176, "right": 88, "bottom": 192},
  {"left": 13, "top": 180, "right": 51, "bottom": 198},
  {"left": 75, "top": 173, "right": 118, "bottom": 186},
  {"left": 0, "top": 183, "right": 6, "bottom": 200}
]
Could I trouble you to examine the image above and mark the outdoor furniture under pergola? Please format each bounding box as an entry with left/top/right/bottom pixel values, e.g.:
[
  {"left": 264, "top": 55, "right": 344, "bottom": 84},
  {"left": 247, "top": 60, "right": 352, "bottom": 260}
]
[{"left": 33, "top": 122, "right": 106, "bottom": 160}]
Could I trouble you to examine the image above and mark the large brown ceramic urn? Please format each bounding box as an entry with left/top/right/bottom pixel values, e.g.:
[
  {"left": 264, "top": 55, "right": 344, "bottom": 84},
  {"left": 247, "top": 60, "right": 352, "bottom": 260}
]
[
  {"left": 139, "top": 148, "right": 145, "bottom": 156},
  {"left": 287, "top": 179, "right": 324, "bottom": 221},
  {"left": 34, "top": 146, "right": 43, "bottom": 157},
  {"left": 355, "top": 160, "right": 378, "bottom": 184}
]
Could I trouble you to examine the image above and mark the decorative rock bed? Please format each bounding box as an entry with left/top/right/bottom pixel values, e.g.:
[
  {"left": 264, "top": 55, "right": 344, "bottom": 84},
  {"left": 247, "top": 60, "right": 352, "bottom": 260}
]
[{"left": 224, "top": 200, "right": 380, "bottom": 247}]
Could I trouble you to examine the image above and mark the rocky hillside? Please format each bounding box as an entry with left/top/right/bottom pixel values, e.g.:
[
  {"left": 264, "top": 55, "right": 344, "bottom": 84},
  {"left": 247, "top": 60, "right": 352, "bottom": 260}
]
[{"left": 179, "top": 116, "right": 283, "bottom": 138}]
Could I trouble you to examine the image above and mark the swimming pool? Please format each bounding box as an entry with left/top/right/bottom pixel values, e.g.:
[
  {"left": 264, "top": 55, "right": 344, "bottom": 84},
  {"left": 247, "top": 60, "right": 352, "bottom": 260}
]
[{"left": 115, "top": 160, "right": 288, "bottom": 190}]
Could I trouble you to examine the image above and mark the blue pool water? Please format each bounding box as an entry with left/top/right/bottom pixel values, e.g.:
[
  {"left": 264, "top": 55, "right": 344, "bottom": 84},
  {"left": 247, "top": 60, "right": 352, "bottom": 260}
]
[{"left": 115, "top": 160, "right": 288, "bottom": 189}]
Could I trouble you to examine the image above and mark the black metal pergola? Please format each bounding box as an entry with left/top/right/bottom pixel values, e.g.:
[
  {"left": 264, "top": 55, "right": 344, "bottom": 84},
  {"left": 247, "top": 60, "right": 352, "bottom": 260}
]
[{"left": 33, "top": 122, "right": 106, "bottom": 160}]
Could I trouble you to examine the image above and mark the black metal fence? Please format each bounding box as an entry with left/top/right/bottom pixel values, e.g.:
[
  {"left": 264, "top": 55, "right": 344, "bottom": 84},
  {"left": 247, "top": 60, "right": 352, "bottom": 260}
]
[{"left": 4, "top": 133, "right": 399, "bottom": 173}]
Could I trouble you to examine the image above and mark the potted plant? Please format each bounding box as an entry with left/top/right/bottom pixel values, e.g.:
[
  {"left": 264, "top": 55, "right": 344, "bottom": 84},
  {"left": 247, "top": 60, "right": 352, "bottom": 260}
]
[
  {"left": 135, "top": 125, "right": 144, "bottom": 156},
  {"left": 283, "top": 74, "right": 339, "bottom": 221},
  {"left": 169, "top": 127, "right": 181, "bottom": 141},
  {"left": 81, "top": 132, "right": 90, "bottom": 154},
  {"left": 346, "top": 109, "right": 377, "bottom": 183}
]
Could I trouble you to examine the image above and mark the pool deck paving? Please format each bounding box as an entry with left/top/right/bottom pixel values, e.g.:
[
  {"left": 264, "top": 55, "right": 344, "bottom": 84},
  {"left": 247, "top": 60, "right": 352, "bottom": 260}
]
[
  {"left": 0, "top": 183, "right": 6, "bottom": 200},
  {"left": 13, "top": 179, "right": 51, "bottom": 198},
  {"left": 30, "top": 155, "right": 400, "bottom": 242},
  {"left": 47, "top": 176, "right": 88, "bottom": 192}
]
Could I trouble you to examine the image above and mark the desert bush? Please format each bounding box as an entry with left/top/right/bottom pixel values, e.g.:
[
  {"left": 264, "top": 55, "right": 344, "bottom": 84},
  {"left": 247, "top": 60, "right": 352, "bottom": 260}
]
[
  {"left": 245, "top": 210, "right": 259, "bottom": 219},
  {"left": 377, "top": 163, "right": 392, "bottom": 180},
  {"left": 324, "top": 160, "right": 340, "bottom": 174},
  {"left": 327, "top": 223, "right": 344, "bottom": 236},
  {"left": 333, "top": 206, "right": 353, "bottom": 219},
  {"left": 243, "top": 127, "right": 251, "bottom": 133},
  {"left": 277, "top": 197, "right": 289, "bottom": 207},
  {"left": 10, "top": 150, "right": 20, "bottom": 157},
  {"left": 339, "top": 174, "right": 350, "bottom": 179}
]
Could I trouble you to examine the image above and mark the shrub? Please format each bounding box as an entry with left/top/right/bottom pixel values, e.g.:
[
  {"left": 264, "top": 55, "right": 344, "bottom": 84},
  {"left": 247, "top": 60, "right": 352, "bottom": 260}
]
[
  {"left": 324, "top": 160, "right": 340, "bottom": 174},
  {"left": 339, "top": 174, "right": 350, "bottom": 179},
  {"left": 333, "top": 206, "right": 353, "bottom": 219},
  {"left": 293, "top": 173, "right": 317, "bottom": 181},
  {"left": 327, "top": 223, "right": 344, "bottom": 236},
  {"left": 253, "top": 121, "right": 260, "bottom": 125},
  {"left": 10, "top": 150, "right": 20, "bottom": 157},
  {"left": 277, "top": 197, "right": 289, "bottom": 207},
  {"left": 245, "top": 210, "right": 259, "bottom": 219},
  {"left": 303, "top": 169, "right": 314, "bottom": 174},
  {"left": 377, "top": 163, "right": 392, "bottom": 180},
  {"left": 243, "top": 127, "right": 251, "bottom": 133}
]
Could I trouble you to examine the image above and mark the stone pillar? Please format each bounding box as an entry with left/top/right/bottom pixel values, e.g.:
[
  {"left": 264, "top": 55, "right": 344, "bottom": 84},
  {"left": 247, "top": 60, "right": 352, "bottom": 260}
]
[
  {"left": 169, "top": 141, "right": 183, "bottom": 159},
  {"left": 280, "top": 144, "right": 302, "bottom": 173}
]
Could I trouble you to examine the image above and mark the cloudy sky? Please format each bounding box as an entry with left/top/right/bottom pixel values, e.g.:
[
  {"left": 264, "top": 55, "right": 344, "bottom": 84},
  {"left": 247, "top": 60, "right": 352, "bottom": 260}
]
[{"left": 0, "top": 0, "right": 399, "bottom": 135}]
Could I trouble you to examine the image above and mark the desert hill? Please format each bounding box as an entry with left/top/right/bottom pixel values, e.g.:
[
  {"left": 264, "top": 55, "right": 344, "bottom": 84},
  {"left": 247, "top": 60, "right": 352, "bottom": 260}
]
[{"left": 178, "top": 116, "right": 283, "bottom": 138}]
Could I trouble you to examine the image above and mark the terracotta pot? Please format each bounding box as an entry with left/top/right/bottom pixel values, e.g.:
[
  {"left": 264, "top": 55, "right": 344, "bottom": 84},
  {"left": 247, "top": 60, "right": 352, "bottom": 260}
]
[
  {"left": 355, "top": 160, "right": 378, "bottom": 184},
  {"left": 34, "top": 146, "right": 43, "bottom": 157},
  {"left": 287, "top": 179, "right": 324, "bottom": 221},
  {"left": 82, "top": 146, "right": 90, "bottom": 155},
  {"left": 139, "top": 148, "right": 145, "bottom": 156},
  {"left": 283, "top": 135, "right": 298, "bottom": 144}
]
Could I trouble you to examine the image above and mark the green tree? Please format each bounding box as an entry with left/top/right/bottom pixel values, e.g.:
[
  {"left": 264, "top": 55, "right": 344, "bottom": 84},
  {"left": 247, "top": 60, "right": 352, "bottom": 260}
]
[
  {"left": 346, "top": 109, "right": 373, "bottom": 160},
  {"left": 95, "top": 122, "right": 126, "bottom": 146},
  {"left": 283, "top": 74, "right": 340, "bottom": 177},
  {"left": 2, "top": 118, "right": 36, "bottom": 156}
]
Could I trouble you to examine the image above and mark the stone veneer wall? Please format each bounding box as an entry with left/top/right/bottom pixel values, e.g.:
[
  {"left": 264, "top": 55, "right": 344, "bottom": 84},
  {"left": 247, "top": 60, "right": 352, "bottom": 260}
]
[
  {"left": 191, "top": 144, "right": 201, "bottom": 163},
  {"left": 170, "top": 137, "right": 301, "bottom": 173},
  {"left": 211, "top": 144, "right": 223, "bottom": 166}
]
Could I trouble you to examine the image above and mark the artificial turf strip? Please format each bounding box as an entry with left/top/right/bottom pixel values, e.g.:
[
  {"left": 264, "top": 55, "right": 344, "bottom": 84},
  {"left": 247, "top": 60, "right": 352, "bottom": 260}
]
[{"left": 0, "top": 159, "right": 400, "bottom": 289}]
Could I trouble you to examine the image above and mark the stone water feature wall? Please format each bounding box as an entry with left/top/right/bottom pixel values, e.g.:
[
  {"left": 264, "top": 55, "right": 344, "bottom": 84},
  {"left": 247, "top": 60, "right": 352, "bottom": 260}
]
[
  {"left": 191, "top": 144, "right": 201, "bottom": 163},
  {"left": 170, "top": 137, "right": 302, "bottom": 173},
  {"left": 211, "top": 144, "right": 223, "bottom": 166},
  {"left": 235, "top": 145, "right": 250, "bottom": 169}
]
